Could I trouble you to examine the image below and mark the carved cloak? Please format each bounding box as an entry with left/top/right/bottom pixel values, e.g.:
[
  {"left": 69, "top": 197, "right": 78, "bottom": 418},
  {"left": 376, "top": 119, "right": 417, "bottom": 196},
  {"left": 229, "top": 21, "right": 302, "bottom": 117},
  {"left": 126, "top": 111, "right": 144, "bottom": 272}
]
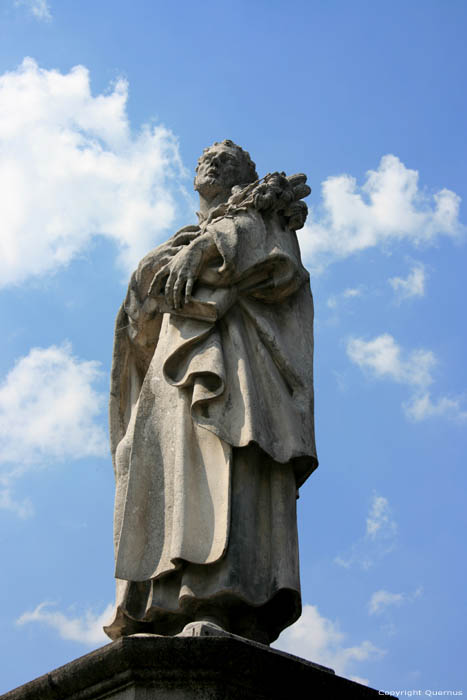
[{"left": 106, "top": 206, "right": 318, "bottom": 642}]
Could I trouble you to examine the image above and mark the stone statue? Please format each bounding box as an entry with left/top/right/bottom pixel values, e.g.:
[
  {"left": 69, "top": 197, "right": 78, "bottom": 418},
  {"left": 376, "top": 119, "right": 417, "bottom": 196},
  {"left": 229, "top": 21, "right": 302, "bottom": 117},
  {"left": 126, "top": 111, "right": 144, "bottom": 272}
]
[{"left": 104, "top": 140, "right": 318, "bottom": 645}]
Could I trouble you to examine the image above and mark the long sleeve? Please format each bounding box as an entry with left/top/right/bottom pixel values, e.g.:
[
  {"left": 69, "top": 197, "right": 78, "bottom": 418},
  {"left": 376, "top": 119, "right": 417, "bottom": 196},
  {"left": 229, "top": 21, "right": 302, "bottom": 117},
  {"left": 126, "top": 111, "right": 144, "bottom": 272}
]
[{"left": 204, "top": 208, "right": 309, "bottom": 302}]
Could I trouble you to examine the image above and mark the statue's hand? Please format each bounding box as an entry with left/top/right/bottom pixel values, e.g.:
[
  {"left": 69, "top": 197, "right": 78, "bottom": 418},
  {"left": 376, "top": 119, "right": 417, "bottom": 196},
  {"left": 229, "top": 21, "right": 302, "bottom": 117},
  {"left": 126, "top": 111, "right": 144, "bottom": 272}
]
[
  {"left": 171, "top": 229, "right": 200, "bottom": 247},
  {"left": 152, "top": 230, "right": 200, "bottom": 266},
  {"left": 149, "top": 240, "right": 205, "bottom": 310}
]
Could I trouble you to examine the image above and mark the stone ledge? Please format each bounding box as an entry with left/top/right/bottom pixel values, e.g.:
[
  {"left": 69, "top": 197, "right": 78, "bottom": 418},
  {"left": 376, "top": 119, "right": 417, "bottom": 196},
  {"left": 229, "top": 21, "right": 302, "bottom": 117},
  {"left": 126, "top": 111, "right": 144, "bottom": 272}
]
[{"left": 1, "top": 633, "right": 382, "bottom": 699}]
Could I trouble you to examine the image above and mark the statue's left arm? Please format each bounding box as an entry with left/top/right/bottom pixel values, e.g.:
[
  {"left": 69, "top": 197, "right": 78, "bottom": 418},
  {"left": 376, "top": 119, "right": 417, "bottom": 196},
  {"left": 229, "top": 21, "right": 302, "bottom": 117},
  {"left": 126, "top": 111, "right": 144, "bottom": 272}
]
[
  {"left": 147, "top": 209, "right": 309, "bottom": 319},
  {"left": 109, "top": 226, "right": 201, "bottom": 468}
]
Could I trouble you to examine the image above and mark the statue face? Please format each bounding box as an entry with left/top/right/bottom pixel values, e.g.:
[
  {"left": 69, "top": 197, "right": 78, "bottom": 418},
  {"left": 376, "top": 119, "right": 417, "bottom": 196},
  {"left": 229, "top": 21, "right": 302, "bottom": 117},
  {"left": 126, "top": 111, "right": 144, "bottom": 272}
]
[{"left": 194, "top": 144, "right": 246, "bottom": 199}]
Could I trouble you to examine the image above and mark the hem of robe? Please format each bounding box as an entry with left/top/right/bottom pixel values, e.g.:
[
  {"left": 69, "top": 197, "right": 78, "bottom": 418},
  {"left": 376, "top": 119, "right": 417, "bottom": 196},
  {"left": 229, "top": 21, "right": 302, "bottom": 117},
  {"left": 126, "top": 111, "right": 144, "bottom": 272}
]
[
  {"left": 103, "top": 585, "right": 301, "bottom": 645},
  {"left": 107, "top": 443, "right": 302, "bottom": 645}
]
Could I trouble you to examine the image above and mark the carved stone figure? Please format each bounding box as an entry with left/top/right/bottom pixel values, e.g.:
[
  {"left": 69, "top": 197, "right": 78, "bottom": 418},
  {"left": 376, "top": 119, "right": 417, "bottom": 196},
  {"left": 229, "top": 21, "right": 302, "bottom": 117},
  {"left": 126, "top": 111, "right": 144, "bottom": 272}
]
[{"left": 104, "top": 140, "right": 318, "bottom": 645}]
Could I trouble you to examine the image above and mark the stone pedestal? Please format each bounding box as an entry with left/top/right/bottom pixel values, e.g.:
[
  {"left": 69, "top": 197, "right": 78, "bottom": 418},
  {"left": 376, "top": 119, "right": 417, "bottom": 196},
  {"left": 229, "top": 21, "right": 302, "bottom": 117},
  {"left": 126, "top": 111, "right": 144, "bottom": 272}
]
[{"left": 1, "top": 633, "right": 382, "bottom": 699}]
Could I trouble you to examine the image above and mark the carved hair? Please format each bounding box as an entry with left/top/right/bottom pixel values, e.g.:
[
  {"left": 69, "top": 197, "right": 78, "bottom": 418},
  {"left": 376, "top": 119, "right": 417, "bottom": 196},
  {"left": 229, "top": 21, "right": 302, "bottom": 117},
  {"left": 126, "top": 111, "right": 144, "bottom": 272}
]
[{"left": 197, "top": 139, "right": 258, "bottom": 184}]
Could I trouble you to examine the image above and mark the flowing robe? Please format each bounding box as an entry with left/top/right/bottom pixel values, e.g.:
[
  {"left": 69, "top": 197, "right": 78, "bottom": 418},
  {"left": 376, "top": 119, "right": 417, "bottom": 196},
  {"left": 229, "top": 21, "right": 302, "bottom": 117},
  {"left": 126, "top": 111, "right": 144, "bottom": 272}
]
[{"left": 105, "top": 206, "right": 318, "bottom": 644}]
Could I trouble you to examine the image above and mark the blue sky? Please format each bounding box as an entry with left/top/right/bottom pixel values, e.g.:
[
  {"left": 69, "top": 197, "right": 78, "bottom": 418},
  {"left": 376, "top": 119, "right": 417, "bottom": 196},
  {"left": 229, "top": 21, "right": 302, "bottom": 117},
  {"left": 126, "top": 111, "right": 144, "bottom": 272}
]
[{"left": 1, "top": 0, "right": 466, "bottom": 693}]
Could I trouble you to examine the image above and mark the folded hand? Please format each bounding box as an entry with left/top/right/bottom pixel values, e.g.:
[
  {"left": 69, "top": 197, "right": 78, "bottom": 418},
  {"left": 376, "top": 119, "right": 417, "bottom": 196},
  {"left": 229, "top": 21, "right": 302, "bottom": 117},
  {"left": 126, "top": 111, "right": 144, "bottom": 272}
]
[{"left": 149, "top": 241, "right": 205, "bottom": 310}]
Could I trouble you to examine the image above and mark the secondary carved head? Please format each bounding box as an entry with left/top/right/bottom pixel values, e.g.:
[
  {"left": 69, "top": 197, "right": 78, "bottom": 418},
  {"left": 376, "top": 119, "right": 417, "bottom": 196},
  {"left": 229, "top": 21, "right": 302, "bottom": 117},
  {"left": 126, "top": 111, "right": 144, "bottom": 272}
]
[{"left": 194, "top": 140, "right": 258, "bottom": 200}]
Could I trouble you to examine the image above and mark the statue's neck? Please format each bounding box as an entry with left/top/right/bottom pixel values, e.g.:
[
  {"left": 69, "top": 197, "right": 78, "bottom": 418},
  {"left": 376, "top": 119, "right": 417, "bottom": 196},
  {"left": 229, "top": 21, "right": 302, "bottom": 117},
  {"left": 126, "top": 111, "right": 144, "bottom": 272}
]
[{"left": 197, "top": 189, "right": 231, "bottom": 221}]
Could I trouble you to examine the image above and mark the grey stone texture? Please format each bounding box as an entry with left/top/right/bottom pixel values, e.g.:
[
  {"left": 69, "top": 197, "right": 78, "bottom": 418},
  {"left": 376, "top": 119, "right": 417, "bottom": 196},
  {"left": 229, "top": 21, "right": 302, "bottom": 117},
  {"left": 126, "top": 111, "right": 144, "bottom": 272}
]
[
  {"left": 106, "top": 141, "right": 318, "bottom": 644},
  {"left": 1, "top": 633, "right": 382, "bottom": 699}
]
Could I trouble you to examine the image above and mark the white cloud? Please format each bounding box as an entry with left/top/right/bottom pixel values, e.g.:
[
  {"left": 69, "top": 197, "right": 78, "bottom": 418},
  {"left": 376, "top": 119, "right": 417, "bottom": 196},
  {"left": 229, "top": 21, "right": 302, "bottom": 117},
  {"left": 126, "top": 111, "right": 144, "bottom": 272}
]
[
  {"left": 335, "top": 493, "right": 397, "bottom": 569},
  {"left": 0, "top": 58, "right": 186, "bottom": 287},
  {"left": 327, "top": 287, "right": 363, "bottom": 309},
  {"left": 366, "top": 495, "right": 398, "bottom": 540},
  {"left": 350, "top": 676, "right": 371, "bottom": 686},
  {"left": 0, "top": 343, "right": 106, "bottom": 515},
  {"left": 368, "top": 590, "right": 405, "bottom": 615},
  {"left": 347, "top": 334, "right": 467, "bottom": 422},
  {"left": 0, "top": 488, "right": 33, "bottom": 518},
  {"left": 298, "top": 154, "right": 463, "bottom": 270},
  {"left": 343, "top": 288, "right": 361, "bottom": 299},
  {"left": 389, "top": 263, "right": 426, "bottom": 300},
  {"left": 347, "top": 334, "right": 435, "bottom": 388},
  {"left": 405, "top": 393, "right": 467, "bottom": 422},
  {"left": 368, "top": 587, "right": 423, "bottom": 616},
  {"left": 14, "top": 0, "right": 52, "bottom": 21},
  {"left": 275, "top": 604, "right": 384, "bottom": 681},
  {"left": 17, "top": 602, "right": 112, "bottom": 645},
  {"left": 0, "top": 343, "right": 106, "bottom": 466}
]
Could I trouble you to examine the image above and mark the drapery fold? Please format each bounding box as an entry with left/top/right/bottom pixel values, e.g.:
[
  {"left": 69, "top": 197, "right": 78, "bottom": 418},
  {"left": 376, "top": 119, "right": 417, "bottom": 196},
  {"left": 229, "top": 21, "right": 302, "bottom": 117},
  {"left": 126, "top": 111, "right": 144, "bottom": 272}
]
[{"left": 106, "top": 206, "right": 317, "bottom": 642}]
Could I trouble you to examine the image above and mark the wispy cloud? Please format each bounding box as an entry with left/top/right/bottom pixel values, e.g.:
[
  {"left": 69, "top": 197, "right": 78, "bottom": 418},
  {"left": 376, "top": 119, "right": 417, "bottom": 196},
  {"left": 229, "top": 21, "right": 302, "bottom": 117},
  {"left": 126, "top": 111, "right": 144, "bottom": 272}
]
[
  {"left": 0, "top": 58, "right": 186, "bottom": 287},
  {"left": 368, "top": 590, "right": 404, "bottom": 615},
  {"left": 0, "top": 488, "right": 33, "bottom": 519},
  {"left": 275, "top": 604, "right": 385, "bottom": 683},
  {"left": 327, "top": 287, "right": 363, "bottom": 310},
  {"left": 0, "top": 343, "right": 106, "bottom": 516},
  {"left": 347, "top": 333, "right": 435, "bottom": 387},
  {"left": 366, "top": 494, "right": 398, "bottom": 540},
  {"left": 298, "top": 155, "right": 463, "bottom": 271},
  {"left": 368, "top": 587, "right": 423, "bottom": 616},
  {"left": 17, "top": 602, "right": 112, "bottom": 645},
  {"left": 335, "top": 493, "right": 397, "bottom": 569},
  {"left": 389, "top": 262, "right": 426, "bottom": 301},
  {"left": 405, "top": 393, "right": 467, "bottom": 422},
  {"left": 346, "top": 333, "right": 467, "bottom": 422},
  {"left": 14, "top": 0, "right": 52, "bottom": 22}
]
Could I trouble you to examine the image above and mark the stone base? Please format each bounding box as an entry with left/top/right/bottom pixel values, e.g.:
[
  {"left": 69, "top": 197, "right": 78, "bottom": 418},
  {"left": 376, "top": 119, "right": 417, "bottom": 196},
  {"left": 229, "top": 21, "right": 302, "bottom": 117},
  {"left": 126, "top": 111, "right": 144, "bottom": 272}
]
[{"left": 1, "top": 633, "right": 382, "bottom": 699}]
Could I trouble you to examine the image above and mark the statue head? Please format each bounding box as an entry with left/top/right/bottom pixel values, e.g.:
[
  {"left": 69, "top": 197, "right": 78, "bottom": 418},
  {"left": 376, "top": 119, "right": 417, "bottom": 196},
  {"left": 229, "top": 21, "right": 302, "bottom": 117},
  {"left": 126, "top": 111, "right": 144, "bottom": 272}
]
[{"left": 194, "top": 140, "right": 258, "bottom": 200}]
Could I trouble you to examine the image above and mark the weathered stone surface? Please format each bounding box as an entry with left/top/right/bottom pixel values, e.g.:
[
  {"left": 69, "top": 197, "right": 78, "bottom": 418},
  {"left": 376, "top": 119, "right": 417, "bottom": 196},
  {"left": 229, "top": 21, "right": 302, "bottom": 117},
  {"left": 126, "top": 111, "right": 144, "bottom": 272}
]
[
  {"left": 106, "top": 140, "right": 318, "bottom": 643},
  {"left": 1, "top": 634, "right": 382, "bottom": 699}
]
